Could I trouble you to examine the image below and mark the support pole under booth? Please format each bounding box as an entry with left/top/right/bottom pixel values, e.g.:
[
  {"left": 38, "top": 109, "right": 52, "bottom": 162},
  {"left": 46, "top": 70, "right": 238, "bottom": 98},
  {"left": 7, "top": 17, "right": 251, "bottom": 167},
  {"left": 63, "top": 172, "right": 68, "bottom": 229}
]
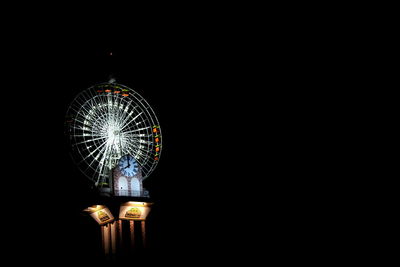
[
  {"left": 141, "top": 221, "right": 147, "bottom": 248},
  {"left": 110, "top": 221, "right": 117, "bottom": 256},
  {"left": 102, "top": 224, "right": 110, "bottom": 257},
  {"left": 101, "top": 225, "right": 105, "bottom": 254},
  {"left": 130, "top": 221, "right": 135, "bottom": 249},
  {"left": 118, "top": 220, "right": 123, "bottom": 249}
]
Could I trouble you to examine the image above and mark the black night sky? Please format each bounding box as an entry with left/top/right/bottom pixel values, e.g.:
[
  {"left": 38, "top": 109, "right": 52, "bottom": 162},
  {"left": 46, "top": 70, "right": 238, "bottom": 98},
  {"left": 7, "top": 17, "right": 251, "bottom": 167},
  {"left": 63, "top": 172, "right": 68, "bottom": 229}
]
[
  {"left": 1, "top": 18, "right": 325, "bottom": 263},
  {"left": 1, "top": 26, "right": 266, "bottom": 262}
]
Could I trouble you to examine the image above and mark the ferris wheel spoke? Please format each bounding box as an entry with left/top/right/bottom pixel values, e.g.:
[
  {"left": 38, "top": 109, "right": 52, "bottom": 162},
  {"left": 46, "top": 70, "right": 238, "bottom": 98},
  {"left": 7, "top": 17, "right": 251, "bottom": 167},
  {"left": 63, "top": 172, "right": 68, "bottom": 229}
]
[
  {"left": 77, "top": 138, "right": 109, "bottom": 165},
  {"left": 122, "top": 127, "right": 151, "bottom": 134},
  {"left": 127, "top": 143, "right": 152, "bottom": 156},
  {"left": 77, "top": 100, "right": 97, "bottom": 118},
  {"left": 119, "top": 109, "right": 140, "bottom": 131},
  {"left": 74, "top": 114, "right": 94, "bottom": 128},
  {"left": 88, "top": 146, "right": 115, "bottom": 185},
  {"left": 116, "top": 100, "right": 131, "bottom": 123},
  {"left": 69, "top": 102, "right": 89, "bottom": 115},
  {"left": 72, "top": 133, "right": 103, "bottom": 138},
  {"left": 128, "top": 134, "right": 152, "bottom": 138},
  {"left": 73, "top": 136, "right": 107, "bottom": 146},
  {"left": 123, "top": 138, "right": 153, "bottom": 149},
  {"left": 69, "top": 125, "right": 94, "bottom": 133},
  {"left": 125, "top": 142, "right": 153, "bottom": 164},
  {"left": 93, "top": 146, "right": 113, "bottom": 181}
]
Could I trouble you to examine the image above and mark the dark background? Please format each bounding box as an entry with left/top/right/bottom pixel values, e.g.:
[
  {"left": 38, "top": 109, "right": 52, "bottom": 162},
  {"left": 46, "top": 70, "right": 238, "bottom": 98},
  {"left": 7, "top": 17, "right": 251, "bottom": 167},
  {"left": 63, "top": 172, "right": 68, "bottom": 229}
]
[
  {"left": 2, "top": 28, "right": 273, "bottom": 263},
  {"left": 1, "top": 19, "right": 329, "bottom": 263},
  {"left": 0, "top": 6, "right": 360, "bottom": 263}
]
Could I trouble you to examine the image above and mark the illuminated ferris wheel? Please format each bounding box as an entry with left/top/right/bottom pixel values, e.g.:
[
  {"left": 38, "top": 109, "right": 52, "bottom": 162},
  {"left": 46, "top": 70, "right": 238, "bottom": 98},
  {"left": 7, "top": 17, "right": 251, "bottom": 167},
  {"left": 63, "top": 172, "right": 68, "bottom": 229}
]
[{"left": 65, "top": 82, "right": 162, "bottom": 188}]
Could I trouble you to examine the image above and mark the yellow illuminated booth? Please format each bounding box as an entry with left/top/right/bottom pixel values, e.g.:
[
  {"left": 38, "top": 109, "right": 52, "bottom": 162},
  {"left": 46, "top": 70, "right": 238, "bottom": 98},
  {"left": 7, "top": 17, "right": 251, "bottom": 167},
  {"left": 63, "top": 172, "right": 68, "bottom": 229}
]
[
  {"left": 119, "top": 201, "right": 153, "bottom": 221},
  {"left": 84, "top": 205, "right": 114, "bottom": 225}
]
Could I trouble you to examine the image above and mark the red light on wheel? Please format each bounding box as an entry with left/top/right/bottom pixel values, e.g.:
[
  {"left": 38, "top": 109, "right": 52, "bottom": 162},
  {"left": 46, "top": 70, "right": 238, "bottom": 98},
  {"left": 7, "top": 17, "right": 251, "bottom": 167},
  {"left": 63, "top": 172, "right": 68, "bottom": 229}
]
[
  {"left": 122, "top": 93, "right": 129, "bottom": 97},
  {"left": 155, "top": 147, "right": 160, "bottom": 152},
  {"left": 155, "top": 138, "right": 159, "bottom": 143},
  {"left": 153, "top": 128, "right": 157, "bottom": 133},
  {"left": 105, "top": 89, "right": 111, "bottom": 93},
  {"left": 154, "top": 157, "right": 159, "bottom": 161}
]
